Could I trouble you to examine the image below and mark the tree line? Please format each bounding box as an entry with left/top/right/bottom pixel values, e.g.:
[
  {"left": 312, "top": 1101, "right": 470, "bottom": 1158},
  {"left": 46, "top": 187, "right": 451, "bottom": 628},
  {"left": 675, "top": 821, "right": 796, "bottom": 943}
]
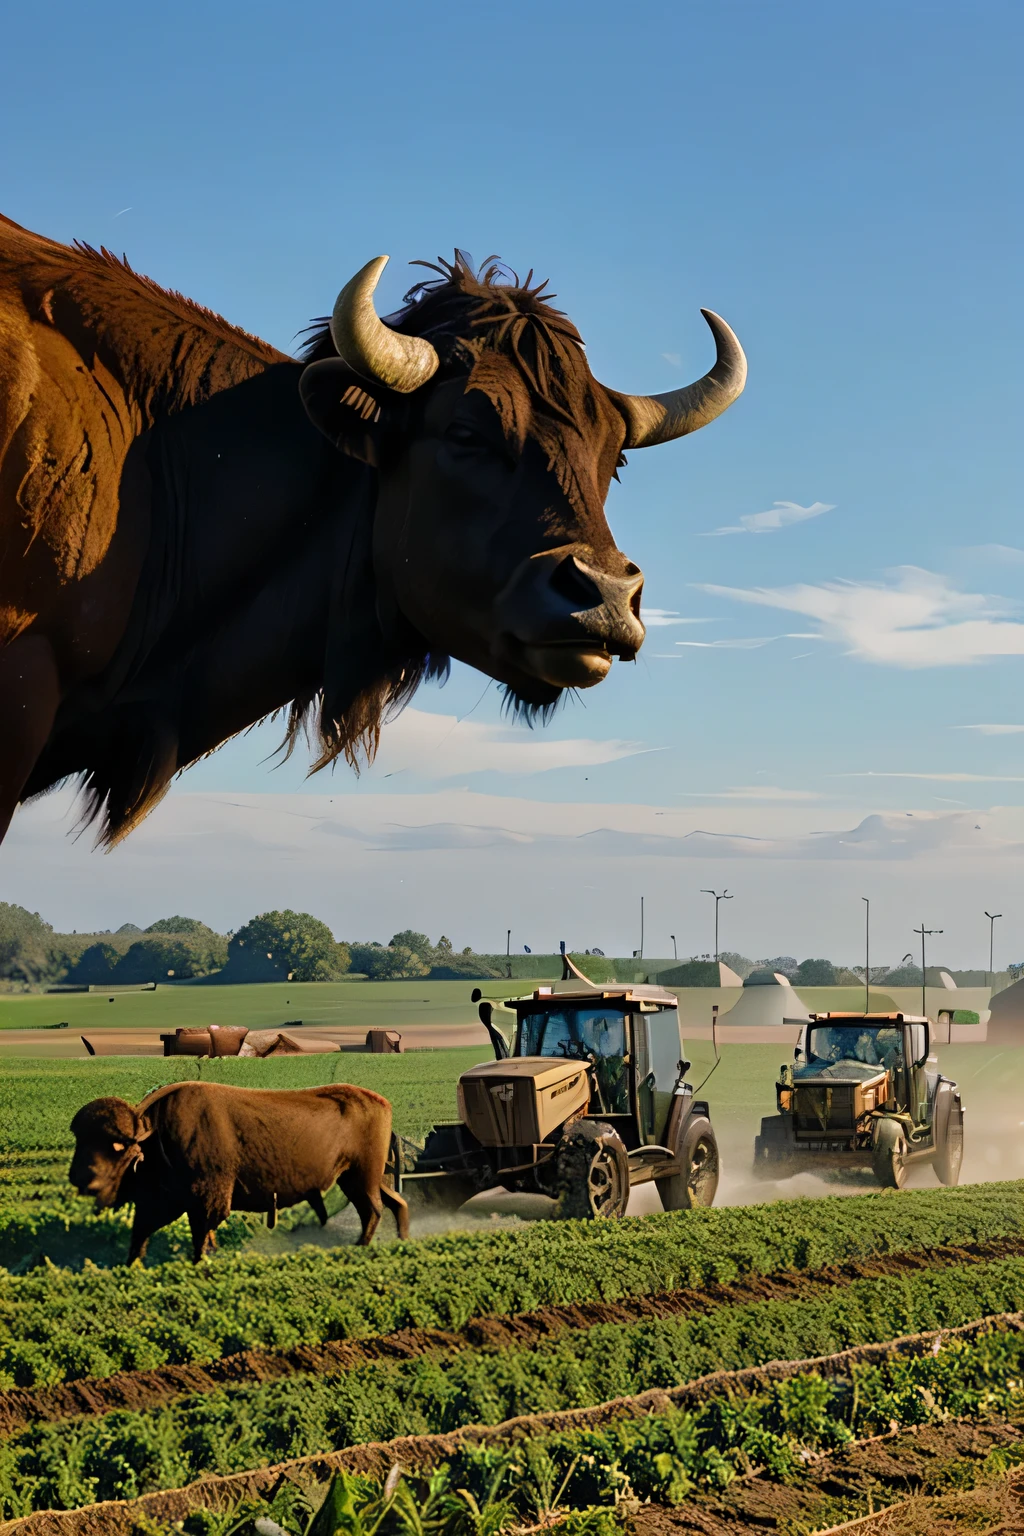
[{"left": 0, "top": 904, "right": 507, "bottom": 989}]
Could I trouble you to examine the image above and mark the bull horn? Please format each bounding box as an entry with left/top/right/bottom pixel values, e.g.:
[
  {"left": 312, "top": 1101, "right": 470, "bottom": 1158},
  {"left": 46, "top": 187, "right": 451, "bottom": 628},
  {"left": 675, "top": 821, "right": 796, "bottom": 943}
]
[
  {"left": 330, "top": 255, "right": 439, "bottom": 394},
  {"left": 610, "top": 310, "right": 747, "bottom": 449}
]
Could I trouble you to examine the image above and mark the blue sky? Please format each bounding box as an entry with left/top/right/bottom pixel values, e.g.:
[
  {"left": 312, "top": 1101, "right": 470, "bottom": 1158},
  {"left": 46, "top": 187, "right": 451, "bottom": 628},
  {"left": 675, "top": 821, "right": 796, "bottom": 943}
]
[{"left": 3, "top": 1, "right": 1022, "bottom": 961}]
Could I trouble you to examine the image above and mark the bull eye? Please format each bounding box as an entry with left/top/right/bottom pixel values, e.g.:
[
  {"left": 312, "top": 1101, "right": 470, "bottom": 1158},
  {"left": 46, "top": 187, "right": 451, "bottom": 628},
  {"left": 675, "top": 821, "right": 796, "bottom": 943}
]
[{"left": 445, "top": 422, "right": 488, "bottom": 450}]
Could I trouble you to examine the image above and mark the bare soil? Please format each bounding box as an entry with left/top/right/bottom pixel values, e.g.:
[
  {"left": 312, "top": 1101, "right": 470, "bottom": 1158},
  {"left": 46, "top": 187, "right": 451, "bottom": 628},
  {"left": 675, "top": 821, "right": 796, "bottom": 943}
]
[
  {"left": 5, "top": 1235, "right": 1024, "bottom": 1437},
  {"left": 4, "top": 1311, "right": 1024, "bottom": 1535},
  {"left": 629, "top": 1417, "right": 1024, "bottom": 1534}
]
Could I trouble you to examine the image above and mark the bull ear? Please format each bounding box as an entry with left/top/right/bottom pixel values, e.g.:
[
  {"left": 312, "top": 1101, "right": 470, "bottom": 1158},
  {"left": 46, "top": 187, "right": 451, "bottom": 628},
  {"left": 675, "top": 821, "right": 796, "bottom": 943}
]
[{"left": 299, "top": 359, "right": 387, "bottom": 467}]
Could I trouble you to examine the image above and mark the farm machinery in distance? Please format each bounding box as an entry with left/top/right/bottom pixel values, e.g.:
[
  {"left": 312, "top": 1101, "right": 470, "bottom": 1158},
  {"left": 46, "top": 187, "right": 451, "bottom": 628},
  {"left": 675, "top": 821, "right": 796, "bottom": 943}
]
[{"left": 753, "top": 1012, "right": 964, "bottom": 1189}]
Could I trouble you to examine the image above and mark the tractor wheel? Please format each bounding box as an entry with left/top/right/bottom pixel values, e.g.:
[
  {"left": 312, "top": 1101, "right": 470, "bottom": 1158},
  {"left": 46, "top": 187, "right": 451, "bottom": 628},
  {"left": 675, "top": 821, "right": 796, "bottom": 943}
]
[
  {"left": 934, "top": 1097, "right": 964, "bottom": 1186},
  {"left": 659, "top": 1116, "right": 720, "bottom": 1210},
  {"left": 872, "top": 1118, "right": 908, "bottom": 1189},
  {"left": 554, "top": 1121, "right": 630, "bottom": 1220},
  {"left": 751, "top": 1116, "right": 795, "bottom": 1181}
]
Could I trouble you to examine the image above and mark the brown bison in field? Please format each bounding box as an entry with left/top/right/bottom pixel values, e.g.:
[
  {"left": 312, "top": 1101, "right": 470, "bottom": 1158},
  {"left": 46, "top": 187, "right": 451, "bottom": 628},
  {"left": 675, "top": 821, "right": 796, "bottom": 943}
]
[
  {"left": 0, "top": 215, "right": 745, "bottom": 849},
  {"left": 69, "top": 1080, "right": 408, "bottom": 1261}
]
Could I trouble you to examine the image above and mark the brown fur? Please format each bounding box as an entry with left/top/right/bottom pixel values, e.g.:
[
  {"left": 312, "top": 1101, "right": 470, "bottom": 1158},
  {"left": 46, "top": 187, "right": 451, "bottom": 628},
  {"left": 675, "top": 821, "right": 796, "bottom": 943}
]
[{"left": 68, "top": 1081, "right": 408, "bottom": 1261}]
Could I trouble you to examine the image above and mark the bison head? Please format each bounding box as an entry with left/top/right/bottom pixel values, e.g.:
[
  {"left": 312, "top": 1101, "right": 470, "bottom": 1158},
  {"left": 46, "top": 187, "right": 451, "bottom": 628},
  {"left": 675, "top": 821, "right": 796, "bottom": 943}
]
[
  {"left": 69, "top": 1097, "right": 151, "bottom": 1210},
  {"left": 298, "top": 254, "right": 745, "bottom": 753}
]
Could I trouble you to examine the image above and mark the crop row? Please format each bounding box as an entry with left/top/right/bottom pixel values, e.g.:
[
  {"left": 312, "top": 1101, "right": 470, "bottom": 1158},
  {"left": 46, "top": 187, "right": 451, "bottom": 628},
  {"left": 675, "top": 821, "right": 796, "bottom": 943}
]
[
  {"left": 3, "top": 1182, "right": 1024, "bottom": 1391},
  {"left": 12, "top": 1314, "right": 1024, "bottom": 1528},
  {"left": 5, "top": 1252, "right": 1024, "bottom": 1514}
]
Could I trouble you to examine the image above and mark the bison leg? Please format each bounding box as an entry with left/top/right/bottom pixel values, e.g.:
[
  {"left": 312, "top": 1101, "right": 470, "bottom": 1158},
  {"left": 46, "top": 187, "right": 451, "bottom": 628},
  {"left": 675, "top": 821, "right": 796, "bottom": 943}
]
[
  {"left": 128, "top": 1193, "right": 185, "bottom": 1264},
  {"left": 0, "top": 635, "right": 61, "bottom": 843},
  {"left": 307, "top": 1190, "right": 329, "bottom": 1226},
  {"left": 337, "top": 1170, "right": 383, "bottom": 1246},
  {"left": 187, "top": 1208, "right": 219, "bottom": 1262},
  {"left": 381, "top": 1185, "right": 410, "bottom": 1240}
]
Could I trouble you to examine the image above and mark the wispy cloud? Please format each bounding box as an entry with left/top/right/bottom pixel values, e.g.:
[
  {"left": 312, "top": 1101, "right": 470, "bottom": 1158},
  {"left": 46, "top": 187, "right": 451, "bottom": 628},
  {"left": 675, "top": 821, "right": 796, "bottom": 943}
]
[
  {"left": 964, "top": 544, "right": 1024, "bottom": 563},
  {"left": 642, "top": 609, "right": 716, "bottom": 628},
  {"left": 954, "top": 724, "right": 1024, "bottom": 736},
  {"left": 673, "top": 636, "right": 778, "bottom": 650},
  {"left": 364, "top": 708, "right": 647, "bottom": 780},
  {"left": 679, "top": 785, "right": 822, "bottom": 801},
  {"left": 835, "top": 771, "right": 1024, "bottom": 783},
  {"left": 661, "top": 351, "right": 682, "bottom": 367},
  {"left": 703, "top": 500, "right": 835, "bottom": 537},
  {"left": 696, "top": 566, "right": 1024, "bottom": 668}
]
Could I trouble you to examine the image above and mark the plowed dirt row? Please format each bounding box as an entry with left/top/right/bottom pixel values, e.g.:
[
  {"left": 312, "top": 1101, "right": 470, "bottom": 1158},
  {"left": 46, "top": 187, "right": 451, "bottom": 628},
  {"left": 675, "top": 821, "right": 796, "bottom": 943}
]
[
  {"left": 628, "top": 1417, "right": 1024, "bottom": 1534},
  {"left": 6, "top": 1234, "right": 1024, "bottom": 1436},
  {"left": 4, "top": 1309, "right": 1023, "bottom": 1536}
]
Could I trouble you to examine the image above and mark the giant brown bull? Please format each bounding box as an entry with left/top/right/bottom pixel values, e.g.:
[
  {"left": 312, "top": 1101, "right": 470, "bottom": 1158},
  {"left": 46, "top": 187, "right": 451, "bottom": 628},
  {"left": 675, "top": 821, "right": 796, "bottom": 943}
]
[
  {"left": 68, "top": 1080, "right": 409, "bottom": 1260},
  {"left": 0, "top": 219, "right": 746, "bottom": 848}
]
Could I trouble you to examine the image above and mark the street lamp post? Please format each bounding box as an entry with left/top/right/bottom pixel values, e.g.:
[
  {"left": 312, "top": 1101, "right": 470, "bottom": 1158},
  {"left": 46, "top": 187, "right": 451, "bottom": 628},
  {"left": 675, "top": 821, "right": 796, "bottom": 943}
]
[
  {"left": 506, "top": 929, "right": 511, "bottom": 958},
  {"left": 985, "top": 911, "right": 1002, "bottom": 987},
  {"left": 701, "top": 889, "right": 733, "bottom": 963},
  {"left": 670, "top": 934, "right": 678, "bottom": 961},
  {"left": 861, "top": 897, "right": 870, "bottom": 1014},
  {"left": 639, "top": 896, "right": 645, "bottom": 961},
  {"left": 913, "top": 922, "right": 943, "bottom": 1023}
]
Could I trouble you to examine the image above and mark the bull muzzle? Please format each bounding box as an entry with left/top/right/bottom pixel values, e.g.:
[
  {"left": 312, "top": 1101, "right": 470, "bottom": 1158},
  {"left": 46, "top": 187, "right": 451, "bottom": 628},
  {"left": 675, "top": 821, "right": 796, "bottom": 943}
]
[{"left": 494, "top": 549, "right": 645, "bottom": 689}]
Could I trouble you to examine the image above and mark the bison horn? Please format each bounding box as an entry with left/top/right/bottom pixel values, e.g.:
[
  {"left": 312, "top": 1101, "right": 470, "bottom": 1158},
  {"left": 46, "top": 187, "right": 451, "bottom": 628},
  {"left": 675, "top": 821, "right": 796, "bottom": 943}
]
[
  {"left": 609, "top": 310, "right": 747, "bottom": 449},
  {"left": 330, "top": 256, "right": 439, "bottom": 395}
]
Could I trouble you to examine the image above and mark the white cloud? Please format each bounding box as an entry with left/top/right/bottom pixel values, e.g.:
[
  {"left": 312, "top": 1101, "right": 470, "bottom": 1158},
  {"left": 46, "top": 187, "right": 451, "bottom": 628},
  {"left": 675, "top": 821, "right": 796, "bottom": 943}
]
[
  {"left": 363, "top": 708, "right": 647, "bottom": 780},
  {"left": 836, "top": 771, "right": 1024, "bottom": 783},
  {"left": 661, "top": 351, "right": 682, "bottom": 367},
  {"left": 696, "top": 566, "right": 1024, "bottom": 668},
  {"left": 679, "top": 786, "right": 823, "bottom": 802},
  {"left": 955, "top": 724, "right": 1024, "bottom": 736},
  {"left": 642, "top": 610, "right": 716, "bottom": 627},
  {"left": 672, "top": 637, "right": 778, "bottom": 650},
  {"left": 964, "top": 544, "right": 1024, "bottom": 563},
  {"left": 703, "top": 500, "right": 835, "bottom": 537}
]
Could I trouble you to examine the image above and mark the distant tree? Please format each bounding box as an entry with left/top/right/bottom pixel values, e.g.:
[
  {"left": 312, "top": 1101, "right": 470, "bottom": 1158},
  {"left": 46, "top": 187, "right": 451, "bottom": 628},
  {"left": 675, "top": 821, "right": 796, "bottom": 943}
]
[
  {"left": 834, "top": 968, "right": 863, "bottom": 985},
  {"left": 116, "top": 923, "right": 142, "bottom": 935},
  {"left": 117, "top": 936, "right": 211, "bottom": 982},
  {"left": 884, "top": 964, "right": 923, "bottom": 986},
  {"left": 0, "top": 904, "right": 55, "bottom": 985},
  {"left": 145, "top": 915, "right": 219, "bottom": 937},
  {"left": 718, "top": 951, "right": 755, "bottom": 980},
  {"left": 69, "top": 942, "right": 122, "bottom": 985},
  {"left": 389, "top": 931, "right": 432, "bottom": 961},
  {"left": 764, "top": 956, "right": 799, "bottom": 977},
  {"left": 229, "top": 911, "right": 349, "bottom": 982},
  {"left": 355, "top": 943, "right": 429, "bottom": 979},
  {"left": 795, "top": 958, "right": 837, "bottom": 987}
]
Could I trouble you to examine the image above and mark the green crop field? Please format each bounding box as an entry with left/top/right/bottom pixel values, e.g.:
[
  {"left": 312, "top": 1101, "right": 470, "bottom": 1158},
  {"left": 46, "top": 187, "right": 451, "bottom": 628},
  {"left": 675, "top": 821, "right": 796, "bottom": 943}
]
[{"left": 2, "top": 1006, "right": 1024, "bottom": 1533}]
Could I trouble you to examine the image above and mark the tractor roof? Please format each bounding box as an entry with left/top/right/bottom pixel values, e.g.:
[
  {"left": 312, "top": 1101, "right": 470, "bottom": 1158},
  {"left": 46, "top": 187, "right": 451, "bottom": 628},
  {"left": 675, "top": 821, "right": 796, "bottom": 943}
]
[
  {"left": 805, "top": 1011, "right": 930, "bottom": 1025},
  {"left": 506, "top": 985, "right": 679, "bottom": 1011}
]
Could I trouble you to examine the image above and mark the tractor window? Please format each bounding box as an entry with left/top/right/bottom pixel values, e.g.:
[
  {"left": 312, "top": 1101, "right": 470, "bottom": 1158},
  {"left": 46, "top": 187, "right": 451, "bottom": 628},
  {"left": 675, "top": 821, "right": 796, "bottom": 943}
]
[
  {"left": 805, "top": 1025, "right": 903, "bottom": 1072},
  {"left": 520, "top": 1007, "right": 627, "bottom": 1061},
  {"left": 519, "top": 1007, "right": 628, "bottom": 1113}
]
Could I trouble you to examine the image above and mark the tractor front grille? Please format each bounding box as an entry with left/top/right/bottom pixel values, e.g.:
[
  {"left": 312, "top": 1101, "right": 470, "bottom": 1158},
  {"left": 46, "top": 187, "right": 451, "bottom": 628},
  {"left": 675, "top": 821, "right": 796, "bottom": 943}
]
[
  {"left": 460, "top": 1074, "right": 540, "bottom": 1146},
  {"left": 793, "top": 1082, "right": 856, "bottom": 1135}
]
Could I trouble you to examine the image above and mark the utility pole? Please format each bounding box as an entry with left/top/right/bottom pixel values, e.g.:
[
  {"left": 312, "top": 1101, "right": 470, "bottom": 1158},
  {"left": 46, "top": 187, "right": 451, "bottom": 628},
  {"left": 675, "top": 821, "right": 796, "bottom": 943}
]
[
  {"left": 701, "top": 889, "right": 733, "bottom": 963},
  {"left": 506, "top": 929, "right": 511, "bottom": 958},
  {"left": 913, "top": 922, "right": 943, "bottom": 1022},
  {"left": 985, "top": 911, "right": 1002, "bottom": 987},
  {"left": 639, "top": 897, "right": 644, "bottom": 960},
  {"left": 862, "top": 897, "right": 870, "bottom": 1014},
  {"left": 670, "top": 934, "right": 677, "bottom": 961}
]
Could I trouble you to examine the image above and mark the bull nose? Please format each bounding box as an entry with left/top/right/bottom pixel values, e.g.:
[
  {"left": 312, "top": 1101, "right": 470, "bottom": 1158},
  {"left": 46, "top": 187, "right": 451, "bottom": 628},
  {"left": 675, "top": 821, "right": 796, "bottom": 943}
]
[{"left": 496, "top": 549, "right": 646, "bottom": 657}]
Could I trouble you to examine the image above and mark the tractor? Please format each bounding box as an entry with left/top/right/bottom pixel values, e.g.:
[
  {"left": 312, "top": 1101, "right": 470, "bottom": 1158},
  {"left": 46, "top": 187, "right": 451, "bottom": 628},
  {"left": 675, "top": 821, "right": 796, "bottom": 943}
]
[
  {"left": 752, "top": 1012, "right": 964, "bottom": 1189},
  {"left": 398, "top": 972, "right": 719, "bottom": 1220}
]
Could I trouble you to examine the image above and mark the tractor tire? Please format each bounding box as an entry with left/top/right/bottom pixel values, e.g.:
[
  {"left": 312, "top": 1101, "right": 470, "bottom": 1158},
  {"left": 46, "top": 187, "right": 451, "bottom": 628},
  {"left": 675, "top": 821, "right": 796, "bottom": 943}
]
[
  {"left": 872, "top": 1118, "right": 908, "bottom": 1189},
  {"left": 751, "top": 1116, "right": 795, "bottom": 1181},
  {"left": 934, "top": 1095, "right": 965, "bottom": 1187},
  {"left": 554, "top": 1121, "right": 630, "bottom": 1220},
  {"left": 658, "top": 1116, "right": 720, "bottom": 1210}
]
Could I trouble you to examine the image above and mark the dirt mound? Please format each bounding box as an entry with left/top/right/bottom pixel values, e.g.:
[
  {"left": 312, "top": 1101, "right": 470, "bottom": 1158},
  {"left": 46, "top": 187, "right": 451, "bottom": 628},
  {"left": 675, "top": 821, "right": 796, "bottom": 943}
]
[
  {"left": 4, "top": 1310, "right": 1024, "bottom": 1535},
  {"left": 5, "top": 1235, "right": 1024, "bottom": 1437}
]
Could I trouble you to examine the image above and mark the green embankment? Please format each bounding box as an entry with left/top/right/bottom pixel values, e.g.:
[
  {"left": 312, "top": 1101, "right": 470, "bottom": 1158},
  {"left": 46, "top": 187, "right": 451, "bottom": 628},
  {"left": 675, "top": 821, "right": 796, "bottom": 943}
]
[{"left": 3, "top": 1183, "right": 1024, "bottom": 1388}]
